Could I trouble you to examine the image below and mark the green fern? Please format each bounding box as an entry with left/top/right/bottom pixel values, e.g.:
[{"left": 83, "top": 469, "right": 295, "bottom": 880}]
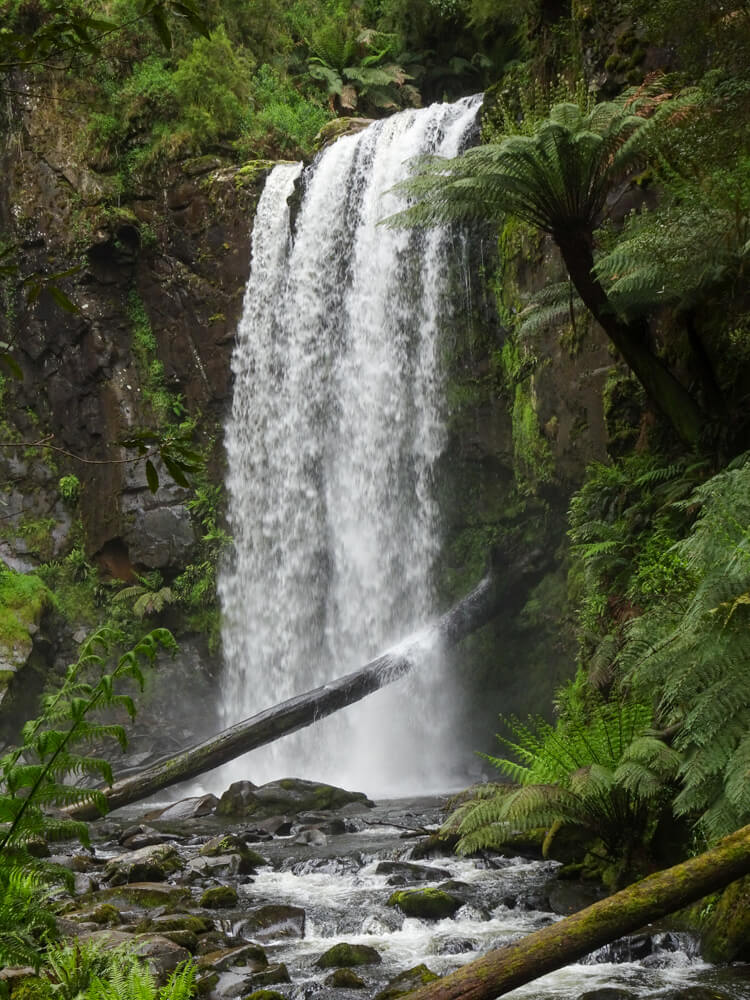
[
  {"left": 448, "top": 698, "right": 671, "bottom": 862},
  {"left": 619, "top": 457, "right": 750, "bottom": 841}
]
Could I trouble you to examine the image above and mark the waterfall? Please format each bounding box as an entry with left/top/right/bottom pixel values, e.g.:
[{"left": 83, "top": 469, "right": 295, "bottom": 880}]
[{"left": 219, "top": 96, "right": 481, "bottom": 796}]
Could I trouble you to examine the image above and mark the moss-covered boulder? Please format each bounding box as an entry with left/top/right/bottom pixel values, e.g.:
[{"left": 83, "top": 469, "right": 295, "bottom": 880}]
[
  {"left": 91, "top": 882, "right": 191, "bottom": 910},
  {"left": 199, "top": 885, "right": 238, "bottom": 909},
  {"left": 102, "top": 844, "right": 184, "bottom": 885},
  {"left": 242, "top": 992, "right": 285, "bottom": 1000},
  {"left": 325, "top": 968, "right": 367, "bottom": 988},
  {"left": 387, "top": 887, "right": 462, "bottom": 920},
  {"left": 197, "top": 833, "right": 268, "bottom": 873},
  {"left": 250, "top": 963, "right": 290, "bottom": 986},
  {"left": 700, "top": 875, "right": 750, "bottom": 962},
  {"left": 373, "top": 964, "right": 440, "bottom": 1000},
  {"left": 315, "top": 942, "right": 382, "bottom": 968},
  {"left": 216, "top": 777, "right": 373, "bottom": 819}
]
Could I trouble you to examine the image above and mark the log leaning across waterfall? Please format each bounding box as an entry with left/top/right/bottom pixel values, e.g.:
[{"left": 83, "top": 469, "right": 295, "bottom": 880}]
[
  {"left": 408, "top": 823, "right": 750, "bottom": 1000},
  {"left": 68, "top": 552, "right": 545, "bottom": 820}
]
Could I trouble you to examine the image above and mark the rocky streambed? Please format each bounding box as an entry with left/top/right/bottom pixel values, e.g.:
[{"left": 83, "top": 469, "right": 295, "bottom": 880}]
[{"left": 40, "top": 781, "right": 750, "bottom": 1000}]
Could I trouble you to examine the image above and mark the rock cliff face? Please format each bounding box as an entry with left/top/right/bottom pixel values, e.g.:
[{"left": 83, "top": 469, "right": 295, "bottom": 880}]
[{"left": 0, "top": 90, "right": 614, "bottom": 754}]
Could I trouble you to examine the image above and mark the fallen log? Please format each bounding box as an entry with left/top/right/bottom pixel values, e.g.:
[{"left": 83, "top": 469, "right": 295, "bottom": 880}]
[
  {"left": 69, "top": 550, "right": 545, "bottom": 819},
  {"left": 408, "top": 823, "right": 750, "bottom": 1000}
]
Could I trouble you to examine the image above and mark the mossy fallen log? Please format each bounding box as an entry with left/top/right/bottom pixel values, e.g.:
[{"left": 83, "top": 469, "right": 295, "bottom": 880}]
[
  {"left": 68, "top": 551, "right": 546, "bottom": 819},
  {"left": 407, "top": 823, "right": 750, "bottom": 1000}
]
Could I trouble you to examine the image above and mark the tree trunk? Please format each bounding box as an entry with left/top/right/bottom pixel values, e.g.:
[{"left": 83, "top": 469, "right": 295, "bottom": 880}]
[
  {"left": 408, "top": 823, "right": 750, "bottom": 1000},
  {"left": 69, "top": 550, "right": 547, "bottom": 820},
  {"left": 555, "top": 231, "right": 704, "bottom": 447}
]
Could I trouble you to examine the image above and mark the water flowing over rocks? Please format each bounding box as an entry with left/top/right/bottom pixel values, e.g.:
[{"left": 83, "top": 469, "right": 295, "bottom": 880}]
[{"left": 33, "top": 790, "right": 750, "bottom": 1000}]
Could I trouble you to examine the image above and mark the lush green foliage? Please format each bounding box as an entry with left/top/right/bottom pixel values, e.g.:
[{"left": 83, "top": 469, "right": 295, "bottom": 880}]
[
  {"left": 618, "top": 457, "right": 750, "bottom": 842},
  {"left": 446, "top": 697, "right": 677, "bottom": 869}
]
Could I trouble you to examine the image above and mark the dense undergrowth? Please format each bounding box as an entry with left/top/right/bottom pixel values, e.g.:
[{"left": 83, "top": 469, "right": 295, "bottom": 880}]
[{"left": 1, "top": 0, "right": 750, "bottom": 986}]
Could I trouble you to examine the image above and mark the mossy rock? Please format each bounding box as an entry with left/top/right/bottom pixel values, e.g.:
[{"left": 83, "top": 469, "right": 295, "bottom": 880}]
[
  {"left": 95, "top": 882, "right": 191, "bottom": 909},
  {"left": 315, "top": 942, "right": 382, "bottom": 968},
  {"left": 373, "top": 964, "right": 440, "bottom": 1000},
  {"left": 314, "top": 117, "right": 372, "bottom": 150},
  {"left": 150, "top": 914, "right": 215, "bottom": 934},
  {"left": 199, "top": 885, "right": 238, "bottom": 909},
  {"left": 216, "top": 777, "right": 373, "bottom": 819},
  {"left": 199, "top": 834, "right": 267, "bottom": 869},
  {"left": 242, "top": 992, "right": 285, "bottom": 1000},
  {"left": 700, "top": 874, "right": 750, "bottom": 962},
  {"left": 160, "top": 929, "right": 199, "bottom": 952},
  {"left": 89, "top": 903, "right": 121, "bottom": 926},
  {"left": 198, "top": 943, "right": 268, "bottom": 973},
  {"left": 242, "top": 904, "right": 305, "bottom": 939},
  {"left": 250, "top": 963, "right": 290, "bottom": 986},
  {"left": 325, "top": 968, "right": 367, "bottom": 988},
  {"left": 387, "top": 887, "right": 462, "bottom": 920}
]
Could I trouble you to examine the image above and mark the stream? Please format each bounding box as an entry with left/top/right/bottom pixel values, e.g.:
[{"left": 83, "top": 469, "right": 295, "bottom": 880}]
[{"left": 85, "top": 792, "right": 750, "bottom": 1000}]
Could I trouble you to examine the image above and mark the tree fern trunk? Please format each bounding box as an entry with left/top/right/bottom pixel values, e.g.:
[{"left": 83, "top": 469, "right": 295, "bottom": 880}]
[{"left": 555, "top": 232, "right": 704, "bottom": 447}]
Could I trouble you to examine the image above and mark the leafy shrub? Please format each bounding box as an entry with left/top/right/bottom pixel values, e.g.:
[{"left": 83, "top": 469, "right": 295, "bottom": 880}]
[
  {"left": 240, "top": 64, "right": 331, "bottom": 157},
  {"left": 58, "top": 475, "right": 81, "bottom": 505}
]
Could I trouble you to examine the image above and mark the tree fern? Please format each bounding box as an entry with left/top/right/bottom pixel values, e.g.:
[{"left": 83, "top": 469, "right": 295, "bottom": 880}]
[{"left": 447, "top": 698, "right": 670, "bottom": 863}]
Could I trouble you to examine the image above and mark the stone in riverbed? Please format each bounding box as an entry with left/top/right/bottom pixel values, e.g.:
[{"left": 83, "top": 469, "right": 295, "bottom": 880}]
[
  {"left": 240, "top": 904, "right": 305, "bottom": 940},
  {"left": 198, "top": 943, "right": 268, "bottom": 973},
  {"left": 250, "top": 963, "right": 290, "bottom": 986},
  {"left": 216, "top": 777, "right": 373, "bottom": 819},
  {"left": 376, "top": 860, "right": 452, "bottom": 883},
  {"left": 325, "top": 968, "right": 367, "bottom": 988},
  {"left": 199, "top": 834, "right": 268, "bottom": 869},
  {"left": 387, "top": 887, "right": 463, "bottom": 920},
  {"left": 155, "top": 794, "right": 219, "bottom": 820},
  {"left": 200, "top": 885, "right": 238, "bottom": 909},
  {"left": 92, "top": 882, "right": 191, "bottom": 910},
  {"left": 315, "top": 942, "right": 382, "bottom": 968},
  {"left": 373, "top": 964, "right": 440, "bottom": 1000},
  {"left": 243, "top": 992, "right": 285, "bottom": 1000},
  {"left": 102, "top": 843, "right": 184, "bottom": 885}
]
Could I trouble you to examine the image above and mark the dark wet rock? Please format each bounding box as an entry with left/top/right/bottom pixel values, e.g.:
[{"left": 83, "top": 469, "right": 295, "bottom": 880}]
[
  {"left": 244, "top": 992, "right": 286, "bottom": 1000},
  {"left": 74, "top": 902, "right": 122, "bottom": 926},
  {"left": 216, "top": 777, "right": 373, "bottom": 819},
  {"left": 547, "top": 879, "right": 607, "bottom": 915},
  {"left": 200, "top": 885, "right": 238, "bottom": 909},
  {"left": 315, "top": 943, "right": 382, "bottom": 968},
  {"left": 376, "top": 861, "right": 452, "bottom": 883},
  {"left": 155, "top": 794, "right": 219, "bottom": 820},
  {"left": 585, "top": 933, "right": 653, "bottom": 964},
  {"left": 241, "top": 904, "right": 306, "bottom": 940},
  {"left": 578, "top": 990, "right": 635, "bottom": 1000},
  {"left": 294, "top": 812, "right": 351, "bottom": 835},
  {"left": 373, "top": 964, "right": 440, "bottom": 1000},
  {"left": 293, "top": 827, "right": 328, "bottom": 847},
  {"left": 161, "top": 929, "right": 199, "bottom": 952},
  {"left": 197, "top": 931, "right": 235, "bottom": 955},
  {"left": 103, "top": 843, "right": 184, "bottom": 885},
  {"left": 251, "top": 963, "right": 291, "bottom": 986},
  {"left": 435, "top": 938, "right": 477, "bottom": 955},
  {"left": 409, "top": 833, "right": 459, "bottom": 860},
  {"left": 325, "top": 968, "right": 367, "bottom": 988},
  {"left": 198, "top": 943, "right": 268, "bottom": 973},
  {"left": 148, "top": 913, "right": 215, "bottom": 935},
  {"left": 288, "top": 854, "right": 364, "bottom": 877},
  {"left": 387, "top": 887, "right": 463, "bottom": 920}
]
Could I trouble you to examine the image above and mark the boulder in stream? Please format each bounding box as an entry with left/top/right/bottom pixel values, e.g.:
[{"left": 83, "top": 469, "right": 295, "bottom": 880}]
[
  {"left": 216, "top": 777, "right": 374, "bottom": 818},
  {"left": 376, "top": 860, "right": 452, "bottom": 883},
  {"left": 154, "top": 794, "right": 219, "bottom": 820},
  {"left": 102, "top": 843, "right": 184, "bottom": 885},
  {"left": 387, "top": 887, "right": 463, "bottom": 920},
  {"left": 325, "top": 968, "right": 367, "bottom": 988},
  {"left": 315, "top": 942, "right": 382, "bottom": 968},
  {"left": 240, "top": 904, "right": 306, "bottom": 940},
  {"left": 373, "top": 964, "right": 440, "bottom": 1000}
]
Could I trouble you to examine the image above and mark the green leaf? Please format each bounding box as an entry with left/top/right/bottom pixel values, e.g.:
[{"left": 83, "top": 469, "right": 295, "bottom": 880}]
[
  {"left": 145, "top": 459, "right": 159, "bottom": 494},
  {"left": 48, "top": 285, "right": 79, "bottom": 314},
  {"left": 150, "top": 4, "right": 172, "bottom": 49}
]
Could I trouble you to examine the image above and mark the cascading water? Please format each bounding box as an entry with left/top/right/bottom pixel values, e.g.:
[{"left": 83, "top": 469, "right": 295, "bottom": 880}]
[{"left": 219, "top": 96, "right": 481, "bottom": 796}]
